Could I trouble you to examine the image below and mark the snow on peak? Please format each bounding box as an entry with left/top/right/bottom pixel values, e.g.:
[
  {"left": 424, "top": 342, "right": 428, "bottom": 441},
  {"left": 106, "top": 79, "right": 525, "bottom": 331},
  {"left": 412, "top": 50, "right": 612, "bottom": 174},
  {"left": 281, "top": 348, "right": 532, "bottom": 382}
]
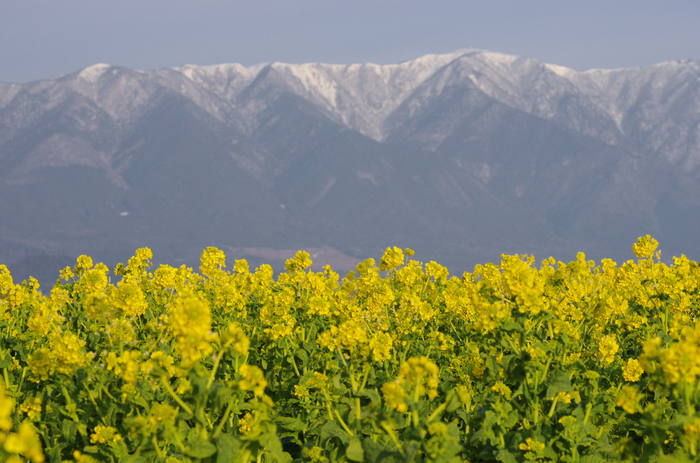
[
  {"left": 79, "top": 63, "right": 111, "bottom": 81},
  {"left": 544, "top": 63, "right": 577, "bottom": 78}
]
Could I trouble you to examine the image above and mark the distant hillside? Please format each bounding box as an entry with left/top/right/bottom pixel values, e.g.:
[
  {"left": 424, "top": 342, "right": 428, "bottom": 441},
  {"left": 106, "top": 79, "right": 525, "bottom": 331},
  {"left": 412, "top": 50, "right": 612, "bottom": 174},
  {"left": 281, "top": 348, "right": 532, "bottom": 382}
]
[{"left": 2, "top": 50, "right": 699, "bottom": 286}]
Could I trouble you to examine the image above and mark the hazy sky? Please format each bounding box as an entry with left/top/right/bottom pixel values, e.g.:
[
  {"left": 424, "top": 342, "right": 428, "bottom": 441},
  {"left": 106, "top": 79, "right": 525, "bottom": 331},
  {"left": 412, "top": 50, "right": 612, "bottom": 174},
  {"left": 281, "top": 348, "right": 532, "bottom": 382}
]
[{"left": 2, "top": 0, "right": 699, "bottom": 83}]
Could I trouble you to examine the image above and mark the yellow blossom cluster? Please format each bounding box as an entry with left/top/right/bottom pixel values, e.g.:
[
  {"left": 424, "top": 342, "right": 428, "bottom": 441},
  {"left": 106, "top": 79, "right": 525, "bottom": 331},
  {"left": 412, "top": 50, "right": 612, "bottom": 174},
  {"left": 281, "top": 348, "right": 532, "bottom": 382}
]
[{"left": 1, "top": 238, "right": 700, "bottom": 461}]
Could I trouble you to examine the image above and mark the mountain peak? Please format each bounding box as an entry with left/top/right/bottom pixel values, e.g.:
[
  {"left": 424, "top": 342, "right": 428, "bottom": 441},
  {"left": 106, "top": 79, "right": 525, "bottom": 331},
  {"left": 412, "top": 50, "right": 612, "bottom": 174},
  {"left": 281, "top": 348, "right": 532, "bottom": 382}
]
[{"left": 78, "top": 63, "right": 112, "bottom": 81}]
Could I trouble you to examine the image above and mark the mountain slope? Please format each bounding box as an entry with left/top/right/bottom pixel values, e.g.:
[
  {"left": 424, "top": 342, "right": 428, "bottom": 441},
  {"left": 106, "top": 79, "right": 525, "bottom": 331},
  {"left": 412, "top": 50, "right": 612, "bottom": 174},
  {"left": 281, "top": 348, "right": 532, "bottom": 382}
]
[{"left": 1, "top": 50, "right": 699, "bottom": 285}]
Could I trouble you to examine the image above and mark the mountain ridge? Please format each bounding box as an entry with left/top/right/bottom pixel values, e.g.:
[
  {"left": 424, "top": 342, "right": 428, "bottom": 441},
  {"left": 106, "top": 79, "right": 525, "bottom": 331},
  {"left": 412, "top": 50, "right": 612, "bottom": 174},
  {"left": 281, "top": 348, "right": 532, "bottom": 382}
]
[{"left": 1, "top": 50, "right": 699, "bottom": 286}]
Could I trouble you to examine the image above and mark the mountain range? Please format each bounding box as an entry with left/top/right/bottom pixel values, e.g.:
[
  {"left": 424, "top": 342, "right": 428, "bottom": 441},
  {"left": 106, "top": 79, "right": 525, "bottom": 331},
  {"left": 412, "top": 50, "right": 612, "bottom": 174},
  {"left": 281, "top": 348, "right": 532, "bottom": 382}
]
[{"left": 2, "top": 49, "right": 699, "bottom": 286}]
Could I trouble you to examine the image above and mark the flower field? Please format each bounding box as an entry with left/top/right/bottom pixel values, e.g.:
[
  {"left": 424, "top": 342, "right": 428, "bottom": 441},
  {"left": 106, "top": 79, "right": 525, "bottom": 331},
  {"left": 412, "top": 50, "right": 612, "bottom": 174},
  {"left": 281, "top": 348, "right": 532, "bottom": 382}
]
[{"left": 1, "top": 236, "right": 700, "bottom": 462}]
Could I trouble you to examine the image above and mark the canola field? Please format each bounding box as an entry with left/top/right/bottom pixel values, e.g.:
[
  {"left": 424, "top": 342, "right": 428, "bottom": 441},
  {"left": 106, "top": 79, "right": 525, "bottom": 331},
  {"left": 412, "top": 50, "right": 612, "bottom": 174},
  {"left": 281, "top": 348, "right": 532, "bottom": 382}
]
[{"left": 1, "top": 236, "right": 699, "bottom": 462}]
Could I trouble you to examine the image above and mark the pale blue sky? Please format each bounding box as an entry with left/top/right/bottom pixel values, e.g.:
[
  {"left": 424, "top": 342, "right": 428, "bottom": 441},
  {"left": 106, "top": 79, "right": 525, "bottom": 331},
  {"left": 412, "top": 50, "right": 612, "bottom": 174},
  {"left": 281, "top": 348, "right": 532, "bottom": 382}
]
[{"left": 1, "top": 0, "right": 699, "bottom": 83}]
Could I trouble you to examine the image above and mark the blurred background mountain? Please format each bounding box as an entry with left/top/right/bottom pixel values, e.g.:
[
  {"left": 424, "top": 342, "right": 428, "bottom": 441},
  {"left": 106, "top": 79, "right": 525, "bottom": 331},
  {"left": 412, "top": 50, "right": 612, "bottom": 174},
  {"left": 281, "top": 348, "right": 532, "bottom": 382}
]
[{"left": 2, "top": 50, "right": 699, "bottom": 288}]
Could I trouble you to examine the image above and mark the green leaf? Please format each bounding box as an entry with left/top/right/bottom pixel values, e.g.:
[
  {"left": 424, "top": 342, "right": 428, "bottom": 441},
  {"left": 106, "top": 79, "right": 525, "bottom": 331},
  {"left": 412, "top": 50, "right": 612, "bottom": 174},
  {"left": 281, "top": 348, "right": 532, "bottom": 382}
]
[
  {"left": 216, "top": 434, "right": 243, "bottom": 463},
  {"left": 259, "top": 428, "right": 292, "bottom": 463},
  {"left": 580, "top": 455, "right": 607, "bottom": 463},
  {"left": 346, "top": 437, "right": 364, "bottom": 462},
  {"left": 495, "top": 449, "right": 517, "bottom": 463},
  {"left": 357, "top": 389, "right": 381, "bottom": 405},
  {"left": 501, "top": 320, "right": 523, "bottom": 333},
  {"left": 61, "top": 419, "right": 77, "bottom": 442},
  {"left": 546, "top": 370, "right": 572, "bottom": 399},
  {"left": 320, "top": 420, "right": 352, "bottom": 445},
  {"left": 296, "top": 348, "right": 309, "bottom": 365},
  {"left": 277, "top": 416, "right": 308, "bottom": 432},
  {"left": 122, "top": 456, "right": 148, "bottom": 463},
  {"left": 187, "top": 439, "right": 218, "bottom": 459}
]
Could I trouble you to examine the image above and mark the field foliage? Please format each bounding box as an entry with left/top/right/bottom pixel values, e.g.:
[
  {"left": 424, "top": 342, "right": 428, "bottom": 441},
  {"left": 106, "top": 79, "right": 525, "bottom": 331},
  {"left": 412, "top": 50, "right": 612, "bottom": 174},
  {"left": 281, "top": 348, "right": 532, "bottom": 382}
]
[{"left": 1, "top": 236, "right": 700, "bottom": 462}]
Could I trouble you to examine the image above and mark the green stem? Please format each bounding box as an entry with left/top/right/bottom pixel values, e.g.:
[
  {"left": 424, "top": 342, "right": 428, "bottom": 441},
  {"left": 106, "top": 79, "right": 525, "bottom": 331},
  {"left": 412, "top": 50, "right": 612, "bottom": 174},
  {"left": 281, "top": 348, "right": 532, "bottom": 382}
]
[
  {"left": 583, "top": 402, "right": 592, "bottom": 425},
  {"left": 335, "top": 409, "right": 354, "bottom": 436},
  {"left": 161, "top": 377, "right": 194, "bottom": 415},
  {"left": 337, "top": 347, "right": 348, "bottom": 368},
  {"left": 212, "top": 398, "right": 237, "bottom": 438},
  {"left": 427, "top": 402, "right": 447, "bottom": 423},
  {"left": 207, "top": 347, "right": 227, "bottom": 389},
  {"left": 290, "top": 355, "right": 301, "bottom": 377},
  {"left": 547, "top": 396, "right": 559, "bottom": 418},
  {"left": 83, "top": 383, "right": 107, "bottom": 425},
  {"left": 359, "top": 366, "right": 371, "bottom": 392},
  {"left": 152, "top": 436, "right": 165, "bottom": 461},
  {"left": 380, "top": 421, "right": 405, "bottom": 456}
]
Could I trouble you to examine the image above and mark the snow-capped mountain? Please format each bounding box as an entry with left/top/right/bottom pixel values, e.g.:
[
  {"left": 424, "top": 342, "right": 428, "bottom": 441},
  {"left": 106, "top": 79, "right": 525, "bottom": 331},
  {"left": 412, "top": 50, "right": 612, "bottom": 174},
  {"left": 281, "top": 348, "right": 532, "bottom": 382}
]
[{"left": 2, "top": 50, "right": 700, "bottom": 284}]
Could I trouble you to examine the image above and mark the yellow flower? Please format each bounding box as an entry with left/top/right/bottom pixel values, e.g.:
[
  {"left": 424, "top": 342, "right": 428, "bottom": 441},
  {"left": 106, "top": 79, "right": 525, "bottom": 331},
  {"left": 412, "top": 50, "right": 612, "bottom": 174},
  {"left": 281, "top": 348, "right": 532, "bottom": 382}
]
[
  {"left": 389, "top": 356, "right": 440, "bottom": 401},
  {"left": 616, "top": 385, "right": 638, "bottom": 414},
  {"left": 382, "top": 381, "right": 408, "bottom": 413},
  {"left": 684, "top": 418, "right": 700, "bottom": 449},
  {"left": 3, "top": 422, "right": 45, "bottom": 463},
  {"left": 168, "top": 292, "right": 214, "bottom": 367},
  {"left": 151, "top": 403, "right": 178, "bottom": 423},
  {"left": 294, "top": 385, "right": 309, "bottom": 399},
  {"left": 223, "top": 322, "right": 250, "bottom": 356},
  {"left": 129, "top": 416, "right": 158, "bottom": 439},
  {"left": 27, "top": 301, "right": 64, "bottom": 335},
  {"left": 0, "top": 385, "right": 15, "bottom": 433},
  {"left": 369, "top": 331, "right": 393, "bottom": 362},
  {"left": 519, "top": 436, "right": 545, "bottom": 458},
  {"left": 153, "top": 265, "right": 177, "bottom": 289},
  {"left": 379, "top": 246, "right": 404, "bottom": 271},
  {"left": 425, "top": 261, "right": 449, "bottom": 283},
  {"left": 19, "top": 398, "right": 42, "bottom": 420},
  {"left": 598, "top": 335, "right": 619, "bottom": 366},
  {"left": 632, "top": 235, "right": 659, "bottom": 259},
  {"left": 75, "top": 255, "right": 93, "bottom": 272},
  {"left": 233, "top": 259, "right": 250, "bottom": 274},
  {"left": 519, "top": 437, "right": 545, "bottom": 452},
  {"left": 239, "top": 364, "right": 268, "bottom": 397},
  {"left": 239, "top": 412, "right": 253, "bottom": 434},
  {"left": 491, "top": 382, "right": 512, "bottom": 400},
  {"left": 80, "top": 268, "right": 109, "bottom": 294},
  {"left": 59, "top": 266, "right": 74, "bottom": 281},
  {"left": 285, "top": 250, "right": 313, "bottom": 272},
  {"left": 302, "top": 446, "right": 328, "bottom": 463},
  {"left": 306, "top": 372, "right": 328, "bottom": 389},
  {"left": 107, "top": 281, "right": 147, "bottom": 318},
  {"left": 28, "top": 333, "right": 88, "bottom": 380},
  {"left": 90, "top": 425, "right": 122, "bottom": 444},
  {"left": 622, "top": 359, "right": 644, "bottom": 382},
  {"left": 82, "top": 292, "right": 113, "bottom": 321},
  {"left": 106, "top": 351, "right": 141, "bottom": 384},
  {"left": 200, "top": 247, "right": 227, "bottom": 278}
]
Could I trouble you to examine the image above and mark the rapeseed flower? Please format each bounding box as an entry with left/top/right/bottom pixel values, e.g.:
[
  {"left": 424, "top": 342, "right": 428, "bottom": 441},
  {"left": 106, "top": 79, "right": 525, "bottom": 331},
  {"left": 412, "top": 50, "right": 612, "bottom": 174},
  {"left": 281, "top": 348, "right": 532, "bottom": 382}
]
[
  {"left": 379, "top": 246, "right": 404, "bottom": 271},
  {"left": 3, "top": 422, "right": 45, "bottom": 463},
  {"left": 616, "top": 386, "right": 638, "bottom": 414},
  {"left": 167, "top": 291, "right": 214, "bottom": 367},
  {"left": 633, "top": 235, "right": 659, "bottom": 259},
  {"left": 382, "top": 381, "right": 408, "bottom": 413},
  {"left": 223, "top": 322, "right": 250, "bottom": 356},
  {"left": 622, "top": 359, "right": 643, "bottom": 382},
  {"left": 200, "top": 246, "right": 227, "bottom": 278},
  {"left": 107, "top": 281, "right": 147, "bottom": 318},
  {"left": 90, "top": 425, "right": 122, "bottom": 444},
  {"left": 598, "top": 335, "right": 619, "bottom": 366},
  {"left": 19, "top": 398, "right": 41, "bottom": 420},
  {"left": 239, "top": 364, "right": 267, "bottom": 397}
]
